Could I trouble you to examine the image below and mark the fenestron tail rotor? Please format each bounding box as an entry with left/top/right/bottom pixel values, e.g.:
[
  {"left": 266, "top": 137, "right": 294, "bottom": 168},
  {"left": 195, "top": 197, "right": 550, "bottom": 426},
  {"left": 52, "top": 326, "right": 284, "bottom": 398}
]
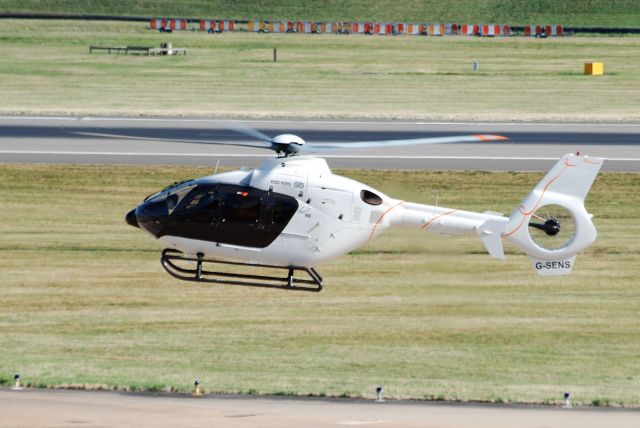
[{"left": 528, "top": 205, "right": 576, "bottom": 251}]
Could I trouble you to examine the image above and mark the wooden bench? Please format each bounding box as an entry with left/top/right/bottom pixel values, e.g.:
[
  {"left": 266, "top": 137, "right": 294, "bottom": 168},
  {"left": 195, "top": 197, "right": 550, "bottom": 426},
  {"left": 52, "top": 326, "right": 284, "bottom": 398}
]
[{"left": 89, "top": 46, "right": 187, "bottom": 56}]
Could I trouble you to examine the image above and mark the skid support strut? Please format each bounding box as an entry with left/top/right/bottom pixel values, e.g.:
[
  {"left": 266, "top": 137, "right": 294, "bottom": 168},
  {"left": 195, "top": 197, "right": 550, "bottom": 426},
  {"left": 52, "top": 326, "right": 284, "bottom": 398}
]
[{"left": 161, "top": 249, "right": 323, "bottom": 292}]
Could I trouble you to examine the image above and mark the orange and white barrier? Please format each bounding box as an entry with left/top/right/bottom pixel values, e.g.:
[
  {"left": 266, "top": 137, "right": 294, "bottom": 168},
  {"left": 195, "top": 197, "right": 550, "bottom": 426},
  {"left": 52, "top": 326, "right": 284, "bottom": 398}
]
[
  {"left": 481, "top": 24, "right": 499, "bottom": 36},
  {"left": 406, "top": 23, "right": 421, "bottom": 35},
  {"left": 336, "top": 22, "right": 350, "bottom": 33},
  {"left": 524, "top": 24, "right": 562, "bottom": 37},
  {"left": 200, "top": 20, "right": 235, "bottom": 31},
  {"left": 375, "top": 23, "right": 393, "bottom": 35},
  {"left": 286, "top": 21, "right": 295, "bottom": 32},
  {"left": 154, "top": 17, "right": 557, "bottom": 39},
  {"left": 267, "top": 21, "right": 286, "bottom": 33},
  {"left": 151, "top": 18, "right": 187, "bottom": 31},
  {"left": 320, "top": 22, "right": 335, "bottom": 33},
  {"left": 364, "top": 22, "right": 374, "bottom": 34},
  {"left": 461, "top": 24, "right": 479, "bottom": 35},
  {"left": 445, "top": 23, "right": 459, "bottom": 35},
  {"left": 545, "top": 24, "right": 563, "bottom": 36},
  {"left": 248, "top": 20, "right": 264, "bottom": 32},
  {"left": 169, "top": 19, "right": 187, "bottom": 31},
  {"left": 298, "top": 21, "right": 318, "bottom": 33},
  {"left": 524, "top": 24, "right": 542, "bottom": 36},
  {"left": 458, "top": 23, "right": 511, "bottom": 37},
  {"left": 150, "top": 19, "right": 166, "bottom": 30},
  {"left": 427, "top": 24, "right": 443, "bottom": 36}
]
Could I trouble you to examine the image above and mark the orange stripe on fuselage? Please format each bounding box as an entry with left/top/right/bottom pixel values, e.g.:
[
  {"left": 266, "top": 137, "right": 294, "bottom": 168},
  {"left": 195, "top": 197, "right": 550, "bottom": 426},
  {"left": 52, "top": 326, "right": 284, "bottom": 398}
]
[
  {"left": 421, "top": 209, "right": 458, "bottom": 230},
  {"left": 368, "top": 201, "right": 404, "bottom": 241}
]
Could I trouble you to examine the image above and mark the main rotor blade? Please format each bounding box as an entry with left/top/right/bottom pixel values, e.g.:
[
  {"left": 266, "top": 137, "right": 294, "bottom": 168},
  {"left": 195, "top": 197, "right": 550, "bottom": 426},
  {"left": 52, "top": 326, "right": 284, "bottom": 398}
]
[
  {"left": 225, "top": 122, "right": 273, "bottom": 143},
  {"left": 71, "top": 131, "right": 273, "bottom": 150},
  {"left": 302, "top": 134, "right": 508, "bottom": 152}
]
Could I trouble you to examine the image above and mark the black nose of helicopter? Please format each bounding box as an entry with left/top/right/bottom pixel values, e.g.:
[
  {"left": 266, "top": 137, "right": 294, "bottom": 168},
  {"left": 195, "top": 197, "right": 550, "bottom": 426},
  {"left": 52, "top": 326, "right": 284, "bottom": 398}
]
[{"left": 125, "top": 209, "right": 139, "bottom": 229}]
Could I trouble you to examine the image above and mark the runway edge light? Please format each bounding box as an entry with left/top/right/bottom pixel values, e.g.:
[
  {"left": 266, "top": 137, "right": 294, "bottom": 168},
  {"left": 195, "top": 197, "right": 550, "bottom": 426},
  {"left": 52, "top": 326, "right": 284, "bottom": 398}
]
[
  {"left": 192, "top": 379, "right": 202, "bottom": 397},
  {"left": 375, "top": 385, "right": 384, "bottom": 402},
  {"left": 12, "top": 374, "right": 23, "bottom": 390},
  {"left": 563, "top": 392, "right": 572, "bottom": 408}
]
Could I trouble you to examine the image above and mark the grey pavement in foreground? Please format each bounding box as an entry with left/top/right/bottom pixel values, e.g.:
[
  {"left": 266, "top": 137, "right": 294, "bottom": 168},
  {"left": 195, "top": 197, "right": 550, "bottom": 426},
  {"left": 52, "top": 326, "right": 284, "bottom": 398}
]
[
  {"left": 1, "top": 389, "right": 638, "bottom": 428},
  {"left": 0, "top": 116, "right": 639, "bottom": 171}
]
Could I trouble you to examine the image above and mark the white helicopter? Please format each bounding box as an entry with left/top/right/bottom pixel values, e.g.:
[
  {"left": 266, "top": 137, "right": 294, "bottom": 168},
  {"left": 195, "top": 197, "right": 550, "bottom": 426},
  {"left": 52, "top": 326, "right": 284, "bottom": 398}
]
[{"left": 125, "top": 125, "right": 604, "bottom": 291}]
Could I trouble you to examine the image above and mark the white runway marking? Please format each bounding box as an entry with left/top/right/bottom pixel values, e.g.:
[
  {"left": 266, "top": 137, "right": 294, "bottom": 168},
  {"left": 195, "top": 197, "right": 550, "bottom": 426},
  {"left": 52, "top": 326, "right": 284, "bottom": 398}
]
[{"left": 1, "top": 115, "right": 640, "bottom": 128}]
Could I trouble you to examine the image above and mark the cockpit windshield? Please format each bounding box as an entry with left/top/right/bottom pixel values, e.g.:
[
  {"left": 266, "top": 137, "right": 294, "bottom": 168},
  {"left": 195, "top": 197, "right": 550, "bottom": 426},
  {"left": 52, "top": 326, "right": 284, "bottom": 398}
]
[{"left": 144, "top": 179, "right": 196, "bottom": 203}]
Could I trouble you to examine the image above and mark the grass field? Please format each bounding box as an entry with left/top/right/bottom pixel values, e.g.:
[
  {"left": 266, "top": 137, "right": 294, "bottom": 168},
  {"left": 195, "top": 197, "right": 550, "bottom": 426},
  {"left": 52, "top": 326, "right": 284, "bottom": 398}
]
[
  {"left": 1, "top": 20, "right": 639, "bottom": 121},
  {"left": 2, "top": 0, "right": 640, "bottom": 28},
  {"left": 0, "top": 163, "right": 639, "bottom": 406}
]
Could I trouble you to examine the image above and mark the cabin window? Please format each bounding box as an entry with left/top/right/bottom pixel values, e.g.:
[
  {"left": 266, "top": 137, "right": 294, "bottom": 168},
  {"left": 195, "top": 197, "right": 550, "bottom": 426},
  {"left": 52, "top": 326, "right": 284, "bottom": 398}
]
[
  {"left": 162, "top": 184, "right": 298, "bottom": 249},
  {"left": 271, "top": 196, "right": 298, "bottom": 225},
  {"left": 360, "top": 189, "right": 382, "bottom": 206},
  {"left": 183, "top": 187, "right": 218, "bottom": 211},
  {"left": 221, "top": 191, "right": 261, "bottom": 224}
]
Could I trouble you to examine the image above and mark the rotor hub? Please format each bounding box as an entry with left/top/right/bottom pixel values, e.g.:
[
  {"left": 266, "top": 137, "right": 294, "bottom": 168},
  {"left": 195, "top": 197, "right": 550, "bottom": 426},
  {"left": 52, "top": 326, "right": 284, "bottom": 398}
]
[
  {"left": 271, "top": 134, "right": 306, "bottom": 156},
  {"left": 529, "top": 217, "right": 560, "bottom": 236}
]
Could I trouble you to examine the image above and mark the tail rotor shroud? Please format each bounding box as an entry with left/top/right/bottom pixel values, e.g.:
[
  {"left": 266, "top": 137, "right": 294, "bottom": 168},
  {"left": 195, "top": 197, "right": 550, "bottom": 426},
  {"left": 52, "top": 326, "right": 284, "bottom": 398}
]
[{"left": 504, "top": 154, "right": 604, "bottom": 276}]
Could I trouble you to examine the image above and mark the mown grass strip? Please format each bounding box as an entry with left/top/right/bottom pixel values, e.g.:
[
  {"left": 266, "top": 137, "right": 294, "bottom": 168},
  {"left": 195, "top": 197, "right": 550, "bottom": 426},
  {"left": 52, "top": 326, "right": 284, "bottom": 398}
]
[
  {"left": 0, "top": 20, "right": 639, "bottom": 120},
  {"left": 0, "top": 163, "right": 638, "bottom": 405}
]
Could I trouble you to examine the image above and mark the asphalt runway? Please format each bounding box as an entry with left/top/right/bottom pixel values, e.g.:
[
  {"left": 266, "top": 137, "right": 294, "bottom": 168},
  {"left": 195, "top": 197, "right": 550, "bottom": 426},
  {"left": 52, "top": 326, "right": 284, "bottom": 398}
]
[
  {"left": 1, "top": 116, "right": 639, "bottom": 171},
  {"left": 2, "top": 389, "right": 638, "bottom": 428}
]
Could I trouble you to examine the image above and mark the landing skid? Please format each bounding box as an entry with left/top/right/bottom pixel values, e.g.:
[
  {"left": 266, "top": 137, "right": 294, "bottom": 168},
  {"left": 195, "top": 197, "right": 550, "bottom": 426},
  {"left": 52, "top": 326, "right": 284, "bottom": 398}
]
[{"left": 160, "top": 249, "right": 323, "bottom": 292}]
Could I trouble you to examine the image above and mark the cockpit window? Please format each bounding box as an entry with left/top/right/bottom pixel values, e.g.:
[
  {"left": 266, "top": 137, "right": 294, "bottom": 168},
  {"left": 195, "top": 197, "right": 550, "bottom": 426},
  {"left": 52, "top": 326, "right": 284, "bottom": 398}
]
[
  {"left": 166, "top": 194, "right": 179, "bottom": 211},
  {"left": 138, "top": 183, "right": 299, "bottom": 249},
  {"left": 183, "top": 187, "right": 218, "bottom": 211},
  {"left": 144, "top": 179, "right": 196, "bottom": 202},
  {"left": 360, "top": 189, "right": 382, "bottom": 205},
  {"left": 176, "top": 186, "right": 220, "bottom": 224}
]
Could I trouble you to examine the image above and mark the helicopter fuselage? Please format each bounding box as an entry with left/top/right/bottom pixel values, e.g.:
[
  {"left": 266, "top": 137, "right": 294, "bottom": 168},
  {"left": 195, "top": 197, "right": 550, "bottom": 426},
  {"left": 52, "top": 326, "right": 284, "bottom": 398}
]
[
  {"left": 127, "top": 153, "right": 604, "bottom": 281},
  {"left": 130, "top": 156, "right": 404, "bottom": 267}
]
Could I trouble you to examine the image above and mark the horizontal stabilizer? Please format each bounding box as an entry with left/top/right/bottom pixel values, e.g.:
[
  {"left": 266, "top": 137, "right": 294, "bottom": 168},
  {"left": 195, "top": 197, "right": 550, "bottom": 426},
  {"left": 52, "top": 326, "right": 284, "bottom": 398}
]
[{"left": 476, "top": 219, "right": 506, "bottom": 260}]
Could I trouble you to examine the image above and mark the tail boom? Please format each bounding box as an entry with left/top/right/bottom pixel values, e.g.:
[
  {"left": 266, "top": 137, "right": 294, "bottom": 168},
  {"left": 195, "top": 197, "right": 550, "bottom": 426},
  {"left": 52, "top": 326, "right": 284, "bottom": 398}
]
[{"left": 383, "top": 153, "right": 603, "bottom": 276}]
